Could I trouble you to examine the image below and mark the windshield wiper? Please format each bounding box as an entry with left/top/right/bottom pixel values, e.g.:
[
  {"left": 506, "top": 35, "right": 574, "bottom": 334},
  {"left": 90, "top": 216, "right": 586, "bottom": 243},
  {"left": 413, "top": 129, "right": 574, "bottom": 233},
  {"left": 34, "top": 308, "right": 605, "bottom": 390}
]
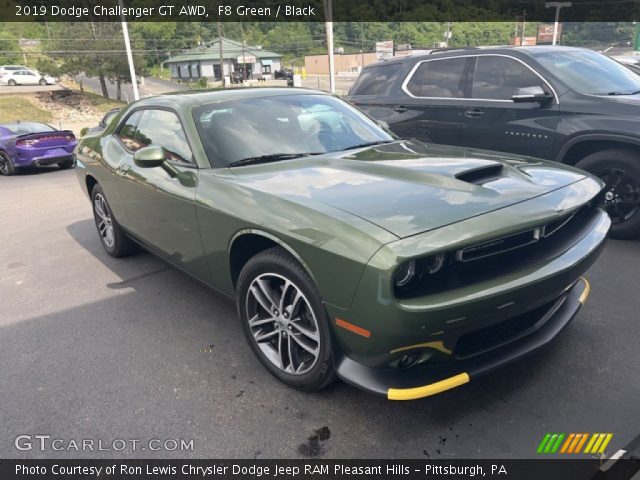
[
  {"left": 342, "top": 140, "right": 395, "bottom": 151},
  {"left": 227, "top": 153, "right": 316, "bottom": 168},
  {"left": 605, "top": 90, "right": 640, "bottom": 96}
]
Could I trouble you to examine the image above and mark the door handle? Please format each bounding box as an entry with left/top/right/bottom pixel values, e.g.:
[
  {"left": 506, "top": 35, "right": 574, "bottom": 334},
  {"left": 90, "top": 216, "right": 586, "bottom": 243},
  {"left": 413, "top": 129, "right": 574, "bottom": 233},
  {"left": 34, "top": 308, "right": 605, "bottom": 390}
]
[
  {"left": 119, "top": 164, "right": 131, "bottom": 174},
  {"left": 393, "top": 105, "right": 408, "bottom": 113},
  {"left": 464, "top": 109, "right": 484, "bottom": 118}
]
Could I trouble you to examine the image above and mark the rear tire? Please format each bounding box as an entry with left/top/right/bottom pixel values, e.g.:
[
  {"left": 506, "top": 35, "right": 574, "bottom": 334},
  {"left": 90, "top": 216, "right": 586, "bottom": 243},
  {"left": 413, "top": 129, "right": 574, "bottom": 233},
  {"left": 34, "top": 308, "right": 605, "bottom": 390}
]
[
  {"left": 91, "top": 184, "right": 136, "bottom": 257},
  {"left": 0, "top": 152, "right": 15, "bottom": 176},
  {"left": 576, "top": 149, "right": 640, "bottom": 239},
  {"left": 236, "top": 247, "right": 336, "bottom": 391}
]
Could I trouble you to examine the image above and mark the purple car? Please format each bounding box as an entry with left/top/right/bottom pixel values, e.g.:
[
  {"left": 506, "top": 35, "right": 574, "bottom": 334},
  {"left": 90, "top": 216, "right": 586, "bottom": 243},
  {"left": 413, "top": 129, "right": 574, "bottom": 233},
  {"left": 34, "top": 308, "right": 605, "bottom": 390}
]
[{"left": 0, "top": 122, "right": 77, "bottom": 176}]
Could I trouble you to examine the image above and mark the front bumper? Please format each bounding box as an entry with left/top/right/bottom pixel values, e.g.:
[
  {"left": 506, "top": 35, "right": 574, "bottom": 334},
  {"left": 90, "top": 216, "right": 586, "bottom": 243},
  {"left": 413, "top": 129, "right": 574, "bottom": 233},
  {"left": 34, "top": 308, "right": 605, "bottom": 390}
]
[{"left": 335, "top": 277, "right": 590, "bottom": 400}]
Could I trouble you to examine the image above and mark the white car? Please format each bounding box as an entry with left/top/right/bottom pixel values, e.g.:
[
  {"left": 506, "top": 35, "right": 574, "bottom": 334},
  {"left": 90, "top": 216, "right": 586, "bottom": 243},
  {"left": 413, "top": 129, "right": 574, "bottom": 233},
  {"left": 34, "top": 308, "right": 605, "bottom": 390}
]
[{"left": 0, "top": 69, "right": 56, "bottom": 86}]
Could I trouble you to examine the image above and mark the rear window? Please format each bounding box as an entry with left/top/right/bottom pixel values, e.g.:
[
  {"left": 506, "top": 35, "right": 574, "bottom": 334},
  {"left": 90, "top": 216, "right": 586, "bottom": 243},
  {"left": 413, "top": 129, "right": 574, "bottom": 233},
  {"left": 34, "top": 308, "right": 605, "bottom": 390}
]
[
  {"left": 2, "top": 123, "right": 54, "bottom": 135},
  {"left": 350, "top": 63, "right": 402, "bottom": 96}
]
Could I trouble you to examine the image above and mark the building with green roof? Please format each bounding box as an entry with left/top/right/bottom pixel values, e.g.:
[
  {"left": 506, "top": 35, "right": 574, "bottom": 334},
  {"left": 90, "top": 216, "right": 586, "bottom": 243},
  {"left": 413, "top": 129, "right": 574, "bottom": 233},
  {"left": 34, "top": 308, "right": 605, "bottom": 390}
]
[{"left": 163, "top": 37, "right": 283, "bottom": 82}]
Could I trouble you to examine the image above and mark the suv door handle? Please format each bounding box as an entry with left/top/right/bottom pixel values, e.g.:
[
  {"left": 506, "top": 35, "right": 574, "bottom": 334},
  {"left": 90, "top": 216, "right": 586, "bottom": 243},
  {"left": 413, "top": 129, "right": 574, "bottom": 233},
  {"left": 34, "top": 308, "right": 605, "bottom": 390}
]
[
  {"left": 394, "top": 105, "right": 408, "bottom": 113},
  {"left": 464, "top": 109, "right": 484, "bottom": 118},
  {"left": 119, "top": 164, "right": 131, "bottom": 174}
]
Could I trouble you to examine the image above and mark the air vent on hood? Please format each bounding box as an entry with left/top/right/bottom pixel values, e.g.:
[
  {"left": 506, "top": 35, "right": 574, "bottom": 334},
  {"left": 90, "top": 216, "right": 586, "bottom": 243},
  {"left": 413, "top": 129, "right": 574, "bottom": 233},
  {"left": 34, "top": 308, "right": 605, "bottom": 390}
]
[{"left": 455, "top": 164, "right": 504, "bottom": 185}]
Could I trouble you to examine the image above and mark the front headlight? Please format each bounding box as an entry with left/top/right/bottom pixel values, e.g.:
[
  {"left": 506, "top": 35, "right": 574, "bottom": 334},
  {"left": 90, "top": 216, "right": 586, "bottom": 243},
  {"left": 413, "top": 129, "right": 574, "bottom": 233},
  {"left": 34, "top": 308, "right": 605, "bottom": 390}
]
[
  {"left": 394, "top": 260, "right": 417, "bottom": 288},
  {"left": 394, "top": 253, "right": 449, "bottom": 293}
]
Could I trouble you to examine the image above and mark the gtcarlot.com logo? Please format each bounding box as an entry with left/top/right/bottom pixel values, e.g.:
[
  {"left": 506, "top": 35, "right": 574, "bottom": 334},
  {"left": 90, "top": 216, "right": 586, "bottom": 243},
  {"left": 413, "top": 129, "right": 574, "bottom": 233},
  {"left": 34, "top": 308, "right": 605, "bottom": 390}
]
[
  {"left": 14, "top": 435, "right": 194, "bottom": 452},
  {"left": 537, "top": 433, "right": 613, "bottom": 454}
]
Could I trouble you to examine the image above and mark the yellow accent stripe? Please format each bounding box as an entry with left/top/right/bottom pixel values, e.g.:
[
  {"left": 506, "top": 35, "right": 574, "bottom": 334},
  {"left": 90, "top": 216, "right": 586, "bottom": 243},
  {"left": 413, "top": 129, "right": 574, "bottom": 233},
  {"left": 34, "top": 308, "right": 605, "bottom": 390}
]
[
  {"left": 387, "top": 373, "right": 469, "bottom": 401},
  {"left": 390, "top": 341, "right": 452, "bottom": 355},
  {"left": 579, "top": 277, "right": 591, "bottom": 305},
  {"left": 584, "top": 433, "right": 599, "bottom": 453},
  {"left": 590, "top": 434, "right": 606, "bottom": 453},
  {"left": 597, "top": 434, "right": 613, "bottom": 454}
]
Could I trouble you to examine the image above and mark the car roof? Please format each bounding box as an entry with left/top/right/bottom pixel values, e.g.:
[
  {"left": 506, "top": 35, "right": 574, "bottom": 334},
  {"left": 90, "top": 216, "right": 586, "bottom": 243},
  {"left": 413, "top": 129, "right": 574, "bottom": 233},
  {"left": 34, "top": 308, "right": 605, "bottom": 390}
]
[
  {"left": 363, "top": 45, "right": 589, "bottom": 69},
  {"left": 132, "top": 87, "right": 330, "bottom": 109}
]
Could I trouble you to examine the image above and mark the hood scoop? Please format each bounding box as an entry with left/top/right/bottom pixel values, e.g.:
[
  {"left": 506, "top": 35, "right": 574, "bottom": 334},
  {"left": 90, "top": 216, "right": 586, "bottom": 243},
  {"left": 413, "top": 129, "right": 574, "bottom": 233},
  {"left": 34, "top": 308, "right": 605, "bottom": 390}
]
[{"left": 455, "top": 163, "right": 504, "bottom": 185}]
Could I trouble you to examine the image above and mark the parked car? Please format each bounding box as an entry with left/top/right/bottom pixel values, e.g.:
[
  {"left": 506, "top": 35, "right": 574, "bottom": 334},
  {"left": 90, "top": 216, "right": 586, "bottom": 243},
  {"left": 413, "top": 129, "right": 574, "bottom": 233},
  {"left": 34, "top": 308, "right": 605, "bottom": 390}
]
[
  {"left": 74, "top": 88, "right": 608, "bottom": 399},
  {"left": 348, "top": 46, "right": 640, "bottom": 238},
  {"left": 81, "top": 108, "right": 121, "bottom": 136},
  {"left": 274, "top": 68, "right": 294, "bottom": 80},
  {"left": 0, "top": 69, "right": 56, "bottom": 86},
  {"left": 0, "top": 65, "right": 29, "bottom": 75},
  {"left": 230, "top": 70, "right": 245, "bottom": 84},
  {"left": 0, "top": 122, "right": 76, "bottom": 175}
]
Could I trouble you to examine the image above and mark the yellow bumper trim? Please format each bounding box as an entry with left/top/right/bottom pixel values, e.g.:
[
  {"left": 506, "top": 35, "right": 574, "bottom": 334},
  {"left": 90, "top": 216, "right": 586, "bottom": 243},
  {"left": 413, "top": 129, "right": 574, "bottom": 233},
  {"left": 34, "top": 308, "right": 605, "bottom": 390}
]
[
  {"left": 578, "top": 277, "right": 591, "bottom": 305},
  {"left": 387, "top": 372, "right": 470, "bottom": 401}
]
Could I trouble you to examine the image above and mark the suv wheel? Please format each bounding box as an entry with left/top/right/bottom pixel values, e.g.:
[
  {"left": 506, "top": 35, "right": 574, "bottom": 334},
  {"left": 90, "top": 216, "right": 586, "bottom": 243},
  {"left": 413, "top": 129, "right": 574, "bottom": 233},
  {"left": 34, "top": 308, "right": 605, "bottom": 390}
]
[
  {"left": 236, "top": 247, "right": 336, "bottom": 391},
  {"left": 576, "top": 149, "right": 640, "bottom": 239}
]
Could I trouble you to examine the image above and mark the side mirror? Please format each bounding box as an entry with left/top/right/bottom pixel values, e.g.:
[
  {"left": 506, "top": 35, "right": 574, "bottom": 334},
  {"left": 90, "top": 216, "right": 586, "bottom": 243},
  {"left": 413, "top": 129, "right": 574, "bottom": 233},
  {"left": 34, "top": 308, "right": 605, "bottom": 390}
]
[
  {"left": 133, "top": 145, "right": 165, "bottom": 168},
  {"left": 512, "top": 86, "right": 553, "bottom": 103}
]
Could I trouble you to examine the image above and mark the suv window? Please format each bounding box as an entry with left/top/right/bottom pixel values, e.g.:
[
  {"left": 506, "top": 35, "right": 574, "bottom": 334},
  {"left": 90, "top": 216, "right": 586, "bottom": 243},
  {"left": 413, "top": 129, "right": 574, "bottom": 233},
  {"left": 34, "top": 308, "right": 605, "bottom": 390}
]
[
  {"left": 135, "top": 110, "right": 193, "bottom": 164},
  {"left": 350, "top": 63, "right": 402, "bottom": 96},
  {"left": 471, "top": 56, "right": 543, "bottom": 100},
  {"left": 405, "top": 57, "right": 467, "bottom": 98}
]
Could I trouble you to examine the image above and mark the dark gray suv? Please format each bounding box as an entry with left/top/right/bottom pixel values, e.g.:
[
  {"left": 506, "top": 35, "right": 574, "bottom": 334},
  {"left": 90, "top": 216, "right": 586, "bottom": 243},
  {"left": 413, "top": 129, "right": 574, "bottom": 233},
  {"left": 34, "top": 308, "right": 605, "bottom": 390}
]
[{"left": 348, "top": 46, "right": 640, "bottom": 238}]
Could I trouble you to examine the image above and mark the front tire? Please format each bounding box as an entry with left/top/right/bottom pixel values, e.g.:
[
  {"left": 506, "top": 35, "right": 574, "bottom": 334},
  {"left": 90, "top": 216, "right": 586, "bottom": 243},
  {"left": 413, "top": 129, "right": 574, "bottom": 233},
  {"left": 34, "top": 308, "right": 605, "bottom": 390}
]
[
  {"left": 91, "top": 184, "right": 136, "bottom": 257},
  {"left": 236, "top": 247, "right": 336, "bottom": 391},
  {"left": 0, "top": 152, "right": 15, "bottom": 176},
  {"left": 39, "top": 78, "right": 47, "bottom": 86},
  {"left": 576, "top": 149, "right": 640, "bottom": 239},
  {"left": 8, "top": 79, "right": 16, "bottom": 86}
]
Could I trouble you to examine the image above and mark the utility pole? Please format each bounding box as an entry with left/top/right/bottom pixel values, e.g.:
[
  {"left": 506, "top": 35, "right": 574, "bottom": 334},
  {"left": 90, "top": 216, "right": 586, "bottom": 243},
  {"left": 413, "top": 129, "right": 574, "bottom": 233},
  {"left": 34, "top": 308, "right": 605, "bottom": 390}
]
[
  {"left": 119, "top": 0, "right": 139, "bottom": 101},
  {"left": 217, "top": 20, "right": 225, "bottom": 87},
  {"left": 324, "top": 0, "right": 335, "bottom": 94},
  {"left": 445, "top": 21, "right": 452, "bottom": 47},
  {"left": 545, "top": 2, "right": 572, "bottom": 45},
  {"left": 520, "top": 10, "right": 527, "bottom": 46},
  {"left": 240, "top": 21, "right": 247, "bottom": 80}
]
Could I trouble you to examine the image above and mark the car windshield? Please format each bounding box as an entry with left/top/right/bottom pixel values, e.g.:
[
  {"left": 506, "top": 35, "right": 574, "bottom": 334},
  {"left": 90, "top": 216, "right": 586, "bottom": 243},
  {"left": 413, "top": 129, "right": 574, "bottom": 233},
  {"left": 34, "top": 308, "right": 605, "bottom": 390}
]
[
  {"left": 2, "top": 123, "right": 54, "bottom": 135},
  {"left": 193, "top": 94, "right": 393, "bottom": 167},
  {"left": 533, "top": 49, "right": 640, "bottom": 95}
]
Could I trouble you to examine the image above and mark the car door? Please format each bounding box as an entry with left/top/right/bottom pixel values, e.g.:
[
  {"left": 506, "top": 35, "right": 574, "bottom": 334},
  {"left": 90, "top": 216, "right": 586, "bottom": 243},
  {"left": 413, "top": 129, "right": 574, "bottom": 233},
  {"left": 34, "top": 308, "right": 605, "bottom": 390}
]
[
  {"left": 385, "top": 56, "right": 471, "bottom": 147},
  {"left": 113, "top": 108, "right": 209, "bottom": 282},
  {"left": 21, "top": 71, "right": 39, "bottom": 85},
  {"left": 460, "top": 55, "right": 559, "bottom": 160}
]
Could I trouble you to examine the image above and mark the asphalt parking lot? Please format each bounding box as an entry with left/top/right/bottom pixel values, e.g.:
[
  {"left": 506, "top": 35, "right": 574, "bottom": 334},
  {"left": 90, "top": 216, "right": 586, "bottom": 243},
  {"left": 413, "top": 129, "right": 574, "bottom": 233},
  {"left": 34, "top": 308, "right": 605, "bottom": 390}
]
[{"left": 1, "top": 168, "right": 639, "bottom": 459}]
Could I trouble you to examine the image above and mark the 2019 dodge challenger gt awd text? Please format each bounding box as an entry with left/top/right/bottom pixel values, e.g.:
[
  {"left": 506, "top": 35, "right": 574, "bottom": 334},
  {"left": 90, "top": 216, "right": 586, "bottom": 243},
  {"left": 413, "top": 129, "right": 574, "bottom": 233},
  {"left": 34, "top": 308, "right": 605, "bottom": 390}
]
[{"left": 75, "top": 88, "right": 610, "bottom": 400}]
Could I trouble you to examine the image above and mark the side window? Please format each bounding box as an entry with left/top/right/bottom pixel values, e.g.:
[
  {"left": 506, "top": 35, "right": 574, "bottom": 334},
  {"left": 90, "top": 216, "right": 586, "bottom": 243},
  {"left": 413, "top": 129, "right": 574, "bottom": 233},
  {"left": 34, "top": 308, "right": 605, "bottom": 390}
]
[
  {"left": 350, "top": 63, "right": 402, "bottom": 96},
  {"left": 471, "top": 56, "right": 544, "bottom": 100},
  {"left": 406, "top": 58, "right": 467, "bottom": 98},
  {"left": 116, "top": 111, "right": 143, "bottom": 151},
  {"left": 135, "top": 110, "right": 193, "bottom": 164}
]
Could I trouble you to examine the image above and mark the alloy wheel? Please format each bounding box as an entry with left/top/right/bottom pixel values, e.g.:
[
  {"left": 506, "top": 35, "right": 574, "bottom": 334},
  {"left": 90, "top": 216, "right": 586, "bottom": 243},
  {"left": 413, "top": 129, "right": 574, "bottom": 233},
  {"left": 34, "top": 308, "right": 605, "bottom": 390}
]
[
  {"left": 597, "top": 167, "right": 640, "bottom": 224},
  {"left": 93, "top": 193, "right": 115, "bottom": 248},
  {"left": 245, "top": 273, "right": 320, "bottom": 375},
  {"left": 0, "top": 154, "right": 8, "bottom": 175}
]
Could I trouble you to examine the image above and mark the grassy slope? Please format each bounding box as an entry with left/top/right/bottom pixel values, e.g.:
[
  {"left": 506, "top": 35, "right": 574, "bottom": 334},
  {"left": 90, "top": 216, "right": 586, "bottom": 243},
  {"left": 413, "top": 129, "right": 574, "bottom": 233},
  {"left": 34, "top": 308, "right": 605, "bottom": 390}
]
[{"left": 0, "top": 97, "right": 53, "bottom": 123}]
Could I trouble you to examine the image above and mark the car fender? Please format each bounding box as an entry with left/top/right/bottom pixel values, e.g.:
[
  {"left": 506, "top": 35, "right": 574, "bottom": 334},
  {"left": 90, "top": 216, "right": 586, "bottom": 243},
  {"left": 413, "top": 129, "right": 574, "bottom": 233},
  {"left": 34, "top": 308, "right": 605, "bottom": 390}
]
[
  {"left": 228, "top": 228, "right": 319, "bottom": 286},
  {"left": 556, "top": 133, "right": 640, "bottom": 164}
]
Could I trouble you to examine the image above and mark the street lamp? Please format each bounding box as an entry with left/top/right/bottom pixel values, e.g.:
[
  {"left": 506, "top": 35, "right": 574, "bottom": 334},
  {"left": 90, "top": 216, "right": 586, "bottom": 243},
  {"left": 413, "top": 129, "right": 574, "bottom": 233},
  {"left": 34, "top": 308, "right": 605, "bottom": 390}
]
[{"left": 545, "top": 2, "right": 572, "bottom": 46}]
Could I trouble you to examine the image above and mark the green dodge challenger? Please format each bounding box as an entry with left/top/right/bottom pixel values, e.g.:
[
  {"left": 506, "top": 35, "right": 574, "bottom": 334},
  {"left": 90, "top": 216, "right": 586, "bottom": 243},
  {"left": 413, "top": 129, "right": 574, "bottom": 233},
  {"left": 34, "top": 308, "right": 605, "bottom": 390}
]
[{"left": 75, "top": 88, "right": 609, "bottom": 400}]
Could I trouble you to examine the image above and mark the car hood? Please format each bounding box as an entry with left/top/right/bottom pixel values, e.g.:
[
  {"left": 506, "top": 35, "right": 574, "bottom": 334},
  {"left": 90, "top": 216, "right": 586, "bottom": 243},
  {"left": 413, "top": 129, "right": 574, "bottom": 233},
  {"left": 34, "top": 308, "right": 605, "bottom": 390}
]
[{"left": 230, "top": 141, "right": 588, "bottom": 239}]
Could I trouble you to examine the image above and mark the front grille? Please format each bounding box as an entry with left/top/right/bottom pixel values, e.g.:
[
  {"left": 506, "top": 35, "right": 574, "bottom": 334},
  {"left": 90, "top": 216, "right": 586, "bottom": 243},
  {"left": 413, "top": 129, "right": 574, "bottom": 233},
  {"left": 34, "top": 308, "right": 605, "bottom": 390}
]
[{"left": 454, "top": 300, "right": 557, "bottom": 358}]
